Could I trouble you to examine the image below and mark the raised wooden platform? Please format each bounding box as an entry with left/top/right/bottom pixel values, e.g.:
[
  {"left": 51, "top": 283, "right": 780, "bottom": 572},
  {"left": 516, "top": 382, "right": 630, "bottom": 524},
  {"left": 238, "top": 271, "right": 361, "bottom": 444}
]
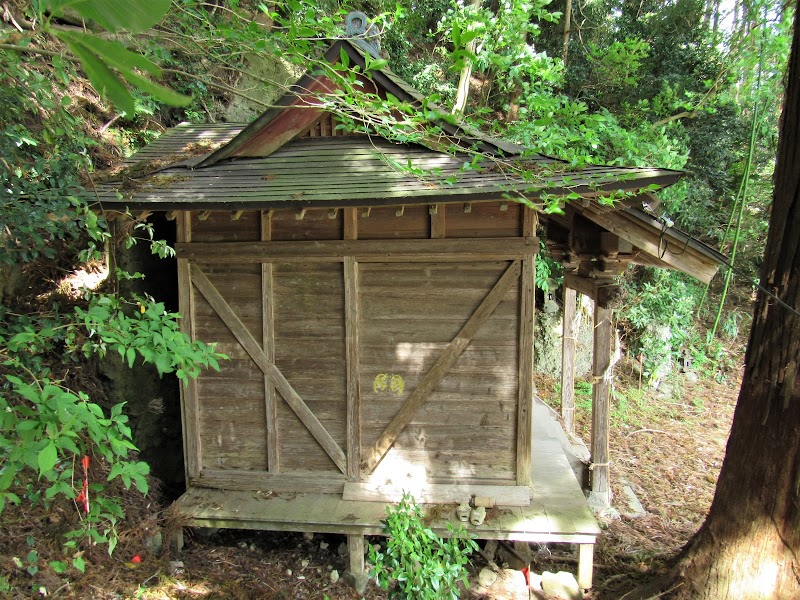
[{"left": 174, "top": 399, "right": 599, "bottom": 588}]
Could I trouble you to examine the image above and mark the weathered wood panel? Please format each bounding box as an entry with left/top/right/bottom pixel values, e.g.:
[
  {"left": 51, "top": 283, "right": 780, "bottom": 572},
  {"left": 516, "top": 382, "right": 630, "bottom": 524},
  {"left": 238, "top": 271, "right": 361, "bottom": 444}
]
[
  {"left": 273, "top": 263, "right": 347, "bottom": 472},
  {"left": 192, "top": 269, "right": 268, "bottom": 471},
  {"left": 356, "top": 205, "right": 430, "bottom": 239},
  {"left": 446, "top": 202, "right": 521, "bottom": 238},
  {"left": 272, "top": 208, "right": 343, "bottom": 241},
  {"left": 358, "top": 262, "right": 519, "bottom": 483},
  {"left": 176, "top": 237, "right": 537, "bottom": 263},
  {"left": 191, "top": 264, "right": 347, "bottom": 474},
  {"left": 343, "top": 482, "right": 530, "bottom": 505},
  {"left": 191, "top": 210, "right": 261, "bottom": 242}
]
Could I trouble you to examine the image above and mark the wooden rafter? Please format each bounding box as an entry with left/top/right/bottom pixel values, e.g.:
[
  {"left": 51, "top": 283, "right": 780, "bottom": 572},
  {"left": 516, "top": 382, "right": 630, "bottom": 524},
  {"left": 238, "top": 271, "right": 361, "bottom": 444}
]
[
  {"left": 190, "top": 264, "right": 347, "bottom": 474},
  {"left": 361, "top": 260, "right": 523, "bottom": 474}
]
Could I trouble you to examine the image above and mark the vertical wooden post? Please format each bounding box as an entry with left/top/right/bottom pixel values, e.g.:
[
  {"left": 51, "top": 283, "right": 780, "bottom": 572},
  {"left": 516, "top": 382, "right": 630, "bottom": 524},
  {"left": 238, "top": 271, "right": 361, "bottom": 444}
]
[
  {"left": 561, "top": 286, "right": 577, "bottom": 435},
  {"left": 590, "top": 302, "right": 612, "bottom": 505},
  {"left": 177, "top": 212, "right": 201, "bottom": 482},
  {"left": 430, "top": 203, "right": 446, "bottom": 238},
  {"left": 345, "top": 257, "right": 361, "bottom": 481},
  {"left": 578, "top": 543, "right": 594, "bottom": 590},
  {"left": 344, "top": 209, "right": 361, "bottom": 481},
  {"left": 344, "top": 207, "right": 358, "bottom": 241},
  {"left": 261, "top": 210, "right": 279, "bottom": 472},
  {"left": 516, "top": 208, "right": 537, "bottom": 486},
  {"left": 346, "top": 534, "right": 368, "bottom": 593}
]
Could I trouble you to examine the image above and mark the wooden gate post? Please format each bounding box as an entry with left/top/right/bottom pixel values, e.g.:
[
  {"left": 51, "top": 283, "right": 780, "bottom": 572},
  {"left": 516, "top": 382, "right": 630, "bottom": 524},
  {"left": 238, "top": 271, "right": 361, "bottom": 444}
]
[{"left": 561, "top": 286, "right": 577, "bottom": 435}]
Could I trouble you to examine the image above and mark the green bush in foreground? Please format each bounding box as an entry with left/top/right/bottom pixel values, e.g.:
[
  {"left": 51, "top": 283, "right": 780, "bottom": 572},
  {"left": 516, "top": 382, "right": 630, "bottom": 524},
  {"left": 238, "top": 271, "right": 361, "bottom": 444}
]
[{"left": 369, "top": 493, "right": 479, "bottom": 599}]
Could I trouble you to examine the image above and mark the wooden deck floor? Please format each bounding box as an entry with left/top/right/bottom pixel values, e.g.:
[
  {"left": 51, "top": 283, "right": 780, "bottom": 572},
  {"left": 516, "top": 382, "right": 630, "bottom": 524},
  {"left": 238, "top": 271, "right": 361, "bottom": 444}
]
[{"left": 175, "top": 400, "right": 599, "bottom": 544}]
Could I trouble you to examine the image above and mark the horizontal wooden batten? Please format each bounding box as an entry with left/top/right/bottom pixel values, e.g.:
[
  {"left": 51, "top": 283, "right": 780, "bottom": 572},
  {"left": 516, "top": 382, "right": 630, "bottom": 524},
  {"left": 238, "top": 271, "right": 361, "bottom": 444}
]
[
  {"left": 343, "top": 482, "right": 531, "bottom": 506},
  {"left": 193, "top": 469, "right": 345, "bottom": 494},
  {"left": 176, "top": 237, "right": 539, "bottom": 263}
]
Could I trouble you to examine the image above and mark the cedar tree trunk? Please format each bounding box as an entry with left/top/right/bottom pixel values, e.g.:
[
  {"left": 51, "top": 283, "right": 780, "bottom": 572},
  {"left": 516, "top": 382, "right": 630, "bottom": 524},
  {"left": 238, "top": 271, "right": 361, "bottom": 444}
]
[{"left": 672, "top": 3, "right": 800, "bottom": 598}]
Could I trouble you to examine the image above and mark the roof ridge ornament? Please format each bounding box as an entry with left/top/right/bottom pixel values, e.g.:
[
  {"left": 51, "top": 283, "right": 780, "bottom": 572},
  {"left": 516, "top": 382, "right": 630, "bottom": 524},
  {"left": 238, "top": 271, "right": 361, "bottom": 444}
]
[{"left": 344, "top": 11, "right": 383, "bottom": 59}]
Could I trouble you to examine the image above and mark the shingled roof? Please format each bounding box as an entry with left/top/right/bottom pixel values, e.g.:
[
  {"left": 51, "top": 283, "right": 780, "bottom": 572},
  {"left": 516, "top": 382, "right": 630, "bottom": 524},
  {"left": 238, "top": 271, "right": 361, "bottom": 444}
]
[{"left": 91, "top": 39, "right": 724, "bottom": 283}]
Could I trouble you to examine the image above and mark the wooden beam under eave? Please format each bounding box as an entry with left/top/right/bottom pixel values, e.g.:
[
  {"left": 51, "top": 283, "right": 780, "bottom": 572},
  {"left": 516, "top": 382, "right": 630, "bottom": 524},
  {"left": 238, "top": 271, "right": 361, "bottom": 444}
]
[{"left": 583, "top": 207, "right": 718, "bottom": 284}]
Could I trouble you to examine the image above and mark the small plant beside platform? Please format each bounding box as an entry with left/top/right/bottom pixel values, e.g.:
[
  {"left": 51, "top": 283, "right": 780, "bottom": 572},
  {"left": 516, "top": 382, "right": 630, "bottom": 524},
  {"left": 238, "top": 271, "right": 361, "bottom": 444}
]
[{"left": 369, "top": 493, "right": 479, "bottom": 599}]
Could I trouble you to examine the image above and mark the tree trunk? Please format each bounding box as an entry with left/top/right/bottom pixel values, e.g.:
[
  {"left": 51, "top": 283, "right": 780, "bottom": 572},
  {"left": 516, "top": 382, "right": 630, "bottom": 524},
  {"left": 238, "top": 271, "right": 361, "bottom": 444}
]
[
  {"left": 452, "top": 0, "right": 482, "bottom": 114},
  {"left": 670, "top": 3, "right": 800, "bottom": 598},
  {"left": 562, "top": 0, "right": 573, "bottom": 67}
]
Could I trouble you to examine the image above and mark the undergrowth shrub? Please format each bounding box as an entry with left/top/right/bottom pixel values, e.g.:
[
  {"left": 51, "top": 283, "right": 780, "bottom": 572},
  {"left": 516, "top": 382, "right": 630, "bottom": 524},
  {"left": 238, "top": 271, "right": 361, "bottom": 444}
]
[
  {"left": 620, "top": 268, "right": 700, "bottom": 385},
  {"left": 369, "top": 493, "right": 478, "bottom": 599}
]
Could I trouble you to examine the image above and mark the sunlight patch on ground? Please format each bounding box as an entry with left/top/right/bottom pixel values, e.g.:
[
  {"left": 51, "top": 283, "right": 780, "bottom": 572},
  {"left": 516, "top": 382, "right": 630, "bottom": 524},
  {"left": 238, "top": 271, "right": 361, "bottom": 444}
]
[{"left": 38, "top": 261, "right": 108, "bottom": 301}]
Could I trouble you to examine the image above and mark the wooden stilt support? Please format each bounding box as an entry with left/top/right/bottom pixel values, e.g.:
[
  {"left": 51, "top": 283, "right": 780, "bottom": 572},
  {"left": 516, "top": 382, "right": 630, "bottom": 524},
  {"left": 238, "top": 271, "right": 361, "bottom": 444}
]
[
  {"left": 170, "top": 527, "right": 185, "bottom": 556},
  {"left": 231, "top": 210, "right": 243, "bottom": 221},
  {"left": 590, "top": 302, "right": 612, "bottom": 505},
  {"left": 578, "top": 543, "right": 594, "bottom": 590},
  {"left": 346, "top": 534, "right": 368, "bottom": 594},
  {"left": 561, "top": 286, "right": 577, "bottom": 435}
]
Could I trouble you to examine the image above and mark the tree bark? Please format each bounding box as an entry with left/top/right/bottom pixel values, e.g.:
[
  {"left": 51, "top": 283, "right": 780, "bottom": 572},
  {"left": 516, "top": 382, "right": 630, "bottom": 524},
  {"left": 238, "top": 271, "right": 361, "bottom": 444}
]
[
  {"left": 452, "top": 0, "right": 482, "bottom": 114},
  {"left": 562, "top": 0, "right": 573, "bottom": 67},
  {"left": 669, "top": 3, "right": 800, "bottom": 598}
]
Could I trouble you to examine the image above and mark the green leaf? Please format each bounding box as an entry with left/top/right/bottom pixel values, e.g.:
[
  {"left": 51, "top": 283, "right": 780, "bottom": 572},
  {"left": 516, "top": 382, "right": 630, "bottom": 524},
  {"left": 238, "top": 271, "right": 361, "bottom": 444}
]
[
  {"left": 0, "top": 468, "right": 15, "bottom": 492},
  {"left": 126, "top": 347, "right": 136, "bottom": 368},
  {"left": 38, "top": 441, "right": 58, "bottom": 475},
  {"left": 49, "top": 560, "right": 68, "bottom": 574},
  {"left": 115, "top": 67, "right": 192, "bottom": 108},
  {"left": 50, "top": 0, "right": 171, "bottom": 33},
  {"left": 72, "top": 556, "right": 86, "bottom": 573},
  {"left": 57, "top": 34, "right": 135, "bottom": 115},
  {"left": 55, "top": 30, "right": 161, "bottom": 77}
]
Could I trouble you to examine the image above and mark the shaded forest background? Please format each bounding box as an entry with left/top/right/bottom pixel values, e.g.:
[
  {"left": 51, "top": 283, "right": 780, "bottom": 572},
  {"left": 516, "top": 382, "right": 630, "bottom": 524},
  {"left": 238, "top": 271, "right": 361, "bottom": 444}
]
[{"left": 0, "top": 0, "right": 794, "bottom": 596}]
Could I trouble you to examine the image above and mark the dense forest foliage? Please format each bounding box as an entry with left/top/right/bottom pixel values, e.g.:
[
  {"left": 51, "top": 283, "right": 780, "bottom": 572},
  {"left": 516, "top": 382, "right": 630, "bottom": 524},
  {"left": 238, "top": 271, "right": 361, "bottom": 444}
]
[{"left": 0, "top": 0, "right": 793, "bottom": 592}]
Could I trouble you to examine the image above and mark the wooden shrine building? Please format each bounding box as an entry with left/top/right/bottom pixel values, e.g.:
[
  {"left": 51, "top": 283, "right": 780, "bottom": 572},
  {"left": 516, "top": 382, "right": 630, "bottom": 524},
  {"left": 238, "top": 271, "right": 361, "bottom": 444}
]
[{"left": 94, "top": 32, "right": 724, "bottom": 592}]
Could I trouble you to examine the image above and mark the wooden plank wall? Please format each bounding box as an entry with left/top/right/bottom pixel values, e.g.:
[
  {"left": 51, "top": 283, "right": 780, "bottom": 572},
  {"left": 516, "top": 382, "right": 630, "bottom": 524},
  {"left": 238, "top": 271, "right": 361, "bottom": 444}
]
[
  {"left": 360, "top": 262, "right": 520, "bottom": 484},
  {"left": 191, "top": 212, "right": 268, "bottom": 471},
  {"left": 273, "top": 263, "right": 347, "bottom": 472},
  {"left": 179, "top": 202, "right": 532, "bottom": 491}
]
